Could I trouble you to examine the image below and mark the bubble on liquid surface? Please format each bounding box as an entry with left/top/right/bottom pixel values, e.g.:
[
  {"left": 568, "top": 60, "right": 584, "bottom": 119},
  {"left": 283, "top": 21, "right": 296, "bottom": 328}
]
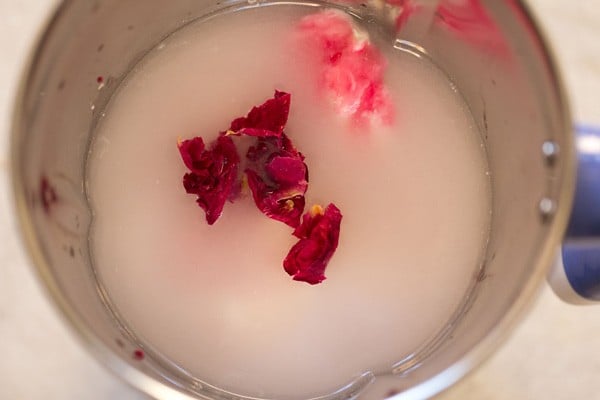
[
  {"left": 539, "top": 197, "right": 557, "bottom": 221},
  {"left": 542, "top": 140, "right": 559, "bottom": 166}
]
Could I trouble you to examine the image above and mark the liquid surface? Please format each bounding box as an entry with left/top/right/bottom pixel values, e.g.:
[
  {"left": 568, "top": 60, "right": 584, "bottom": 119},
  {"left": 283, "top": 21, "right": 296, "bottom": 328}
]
[{"left": 87, "top": 5, "right": 491, "bottom": 399}]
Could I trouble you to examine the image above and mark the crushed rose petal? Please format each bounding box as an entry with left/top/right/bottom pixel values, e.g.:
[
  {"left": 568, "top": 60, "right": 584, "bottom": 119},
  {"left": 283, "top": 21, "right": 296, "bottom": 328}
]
[
  {"left": 245, "top": 133, "right": 308, "bottom": 228},
  {"left": 284, "top": 203, "right": 343, "bottom": 285},
  {"left": 178, "top": 135, "right": 240, "bottom": 225},
  {"left": 227, "top": 90, "right": 291, "bottom": 137},
  {"left": 296, "top": 10, "right": 394, "bottom": 126}
]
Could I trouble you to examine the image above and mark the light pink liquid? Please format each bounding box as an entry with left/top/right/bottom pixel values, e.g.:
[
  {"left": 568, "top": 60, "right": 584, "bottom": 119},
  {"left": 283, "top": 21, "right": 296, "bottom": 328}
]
[{"left": 87, "top": 5, "right": 491, "bottom": 399}]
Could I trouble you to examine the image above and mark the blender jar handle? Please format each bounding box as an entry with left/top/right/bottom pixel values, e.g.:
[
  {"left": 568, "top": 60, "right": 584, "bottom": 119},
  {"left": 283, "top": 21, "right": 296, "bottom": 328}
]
[{"left": 549, "top": 124, "right": 600, "bottom": 304}]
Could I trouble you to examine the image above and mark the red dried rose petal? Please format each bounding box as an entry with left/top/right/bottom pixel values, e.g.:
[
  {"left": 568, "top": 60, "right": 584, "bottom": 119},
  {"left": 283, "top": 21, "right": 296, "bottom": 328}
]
[
  {"left": 179, "top": 90, "right": 344, "bottom": 285},
  {"left": 246, "top": 166, "right": 307, "bottom": 228},
  {"left": 228, "top": 91, "right": 291, "bottom": 137},
  {"left": 245, "top": 132, "right": 308, "bottom": 228},
  {"left": 283, "top": 204, "right": 342, "bottom": 285},
  {"left": 179, "top": 135, "right": 240, "bottom": 225},
  {"left": 266, "top": 156, "right": 307, "bottom": 186},
  {"left": 178, "top": 136, "right": 206, "bottom": 171}
]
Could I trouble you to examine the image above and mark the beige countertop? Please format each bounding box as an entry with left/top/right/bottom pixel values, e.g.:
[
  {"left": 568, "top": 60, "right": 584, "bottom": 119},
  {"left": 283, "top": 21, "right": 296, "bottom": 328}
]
[{"left": 1, "top": 1, "right": 599, "bottom": 399}]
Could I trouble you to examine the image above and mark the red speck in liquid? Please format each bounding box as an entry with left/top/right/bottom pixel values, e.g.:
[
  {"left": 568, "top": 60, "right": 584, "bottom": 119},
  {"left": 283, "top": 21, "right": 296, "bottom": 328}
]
[
  {"left": 96, "top": 76, "right": 104, "bottom": 84},
  {"left": 133, "top": 349, "right": 145, "bottom": 361},
  {"left": 40, "top": 176, "right": 58, "bottom": 214},
  {"left": 245, "top": 128, "right": 309, "bottom": 228}
]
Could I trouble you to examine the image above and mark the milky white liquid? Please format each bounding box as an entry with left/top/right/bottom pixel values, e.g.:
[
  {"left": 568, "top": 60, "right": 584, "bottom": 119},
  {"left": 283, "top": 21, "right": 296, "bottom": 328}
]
[{"left": 87, "top": 5, "right": 491, "bottom": 399}]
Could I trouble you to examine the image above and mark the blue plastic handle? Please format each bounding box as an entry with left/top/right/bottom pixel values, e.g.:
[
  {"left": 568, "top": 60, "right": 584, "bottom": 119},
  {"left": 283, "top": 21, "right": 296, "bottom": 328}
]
[{"left": 561, "top": 124, "right": 600, "bottom": 301}]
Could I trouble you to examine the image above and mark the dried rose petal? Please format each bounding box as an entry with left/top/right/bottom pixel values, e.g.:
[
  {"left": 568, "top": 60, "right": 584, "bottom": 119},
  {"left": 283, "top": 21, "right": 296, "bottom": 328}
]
[
  {"left": 436, "top": 0, "right": 507, "bottom": 54},
  {"left": 266, "top": 156, "right": 307, "bottom": 186},
  {"left": 246, "top": 169, "right": 307, "bottom": 228},
  {"left": 297, "top": 10, "right": 394, "bottom": 125},
  {"left": 178, "top": 135, "right": 240, "bottom": 225},
  {"left": 244, "top": 132, "right": 308, "bottom": 228},
  {"left": 179, "top": 135, "right": 206, "bottom": 171},
  {"left": 228, "top": 91, "right": 291, "bottom": 137},
  {"left": 284, "top": 204, "right": 343, "bottom": 285}
]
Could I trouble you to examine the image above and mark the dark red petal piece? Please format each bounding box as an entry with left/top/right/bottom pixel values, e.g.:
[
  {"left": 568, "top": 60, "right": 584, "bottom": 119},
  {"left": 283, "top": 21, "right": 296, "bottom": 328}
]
[
  {"left": 283, "top": 204, "right": 342, "bottom": 285},
  {"left": 178, "top": 135, "right": 240, "bottom": 225},
  {"left": 245, "top": 132, "right": 308, "bottom": 228},
  {"left": 246, "top": 169, "right": 306, "bottom": 228},
  {"left": 178, "top": 136, "right": 206, "bottom": 171},
  {"left": 265, "top": 156, "right": 308, "bottom": 186},
  {"left": 228, "top": 90, "right": 291, "bottom": 137}
]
